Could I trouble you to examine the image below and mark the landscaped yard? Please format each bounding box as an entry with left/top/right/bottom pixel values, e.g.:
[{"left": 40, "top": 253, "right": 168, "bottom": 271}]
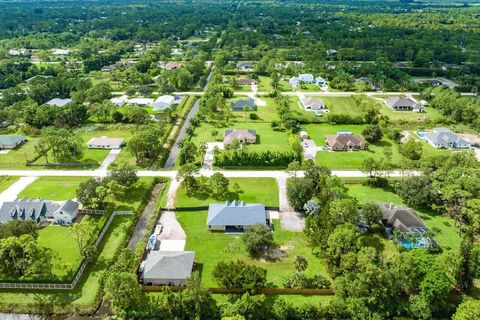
[
  {"left": 18, "top": 176, "right": 88, "bottom": 200},
  {"left": 175, "top": 177, "right": 279, "bottom": 208},
  {"left": 302, "top": 123, "right": 452, "bottom": 169},
  {"left": 177, "top": 213, "right": 328, "bottom": 287},
  {"left": 229, "top": 97, "right": 280, "bottom": 123}
]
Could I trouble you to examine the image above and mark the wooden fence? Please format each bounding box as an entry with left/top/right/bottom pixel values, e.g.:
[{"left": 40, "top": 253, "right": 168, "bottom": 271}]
[
  {"left": 142, "top": 286, "right": 333, "bottom": 295},
  {"left": 0, "top": 211, "right": 132, "bottom": 290}
]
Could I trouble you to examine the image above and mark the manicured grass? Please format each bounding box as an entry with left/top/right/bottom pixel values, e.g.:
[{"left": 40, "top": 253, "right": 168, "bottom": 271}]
[
  {"left": 0, "top": 176, "right": 19, "bottom": 193},
  {"left": 257, "top": 76, "right": 273, "bottom": 92},
  {"left": 313, "top": 96, "right": 363, "bottom": 117},
  {"left": 347, "top": 184, "right": 404, "bottom": 205},
  {"left": 379, "top": 103, "right": 443, "bottom": 122},
  {"left": 303, "top": 123, "right": 452, "bottom": 169},
  {"left": 175, "top": 178, "right": 279, "bottom": 207},
  {"left": 0, "top": 138, "right": 39, "bottom": 169},
  {"left": 229, "top": 97, "right": 280, "bottom": 123},
  {"left": 177, "top": 213, "right": 328, "bottom": 287},
  {"left": 18, "top": 177, "right": 88, "bottom": 200},
  {"left": 191, "top": 121, "right": 291, "bottom": 153}
]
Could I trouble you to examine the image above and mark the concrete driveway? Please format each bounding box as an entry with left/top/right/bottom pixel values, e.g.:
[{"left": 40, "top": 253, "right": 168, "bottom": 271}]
[
  {"left": 302, "top": 139, "right": 318, "bottom": 160},
  {"left": 203, "top": 142, "right": 224, "bottom": 170},
  {"left": 157, "top": 211, "right": 187, "bottom": 251},
  {"left": 0, "top": 176, "right": 37, "bottom": 205},
  {"left": 280, "top": 211, "right": 305, "bottom": 232},
  {"left": 98, "top": 149, "right": 121, "bottom": 171}
]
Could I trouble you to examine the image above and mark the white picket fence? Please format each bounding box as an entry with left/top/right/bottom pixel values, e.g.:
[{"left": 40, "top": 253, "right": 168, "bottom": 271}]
[{"left": 0, "top": 211, "right": 133, "bottom": 290}]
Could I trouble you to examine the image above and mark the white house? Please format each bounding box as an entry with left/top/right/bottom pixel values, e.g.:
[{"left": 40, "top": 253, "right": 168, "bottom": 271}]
[
  {"left": 51, "top": 49, "right": 70, "bottom": 56},
  {"left": 52, "top": 200, "right": 79, "bottom": 226},
  {"left": 87, "top": 137, "right": 125, "bottom": 149},
  {"left": 45, "top": 98, "right": 72, "bottom": 108},
  {"left": 298, "top": 73, "right": 314, "bottom": 83},
  {"left": 152, "top": 95, "right": 176, "bottom": 111},
  {"left": 110, "top": 95, "right": 129, "bottom": 107},
  {"left": 128, "top": 97, "right": 154, "bottom": 106}
]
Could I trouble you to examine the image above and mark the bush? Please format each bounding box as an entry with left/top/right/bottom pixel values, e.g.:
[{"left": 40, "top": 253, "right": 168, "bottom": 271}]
[
  {"left": 326, "top": 113, "right": 364, "bottom": 124},
  {"left": 283, "top": 272, "right": 331, "bottom": 289},
  {"left": 212, "top": 260, "right": 267, "bottom": 294},
  {"left": 215, "top": 150, "right": 299, "bottom": 167},
  {"left": 249, "top": 113, "right": 259, "bottom": 120},
  {"left": 287, "top": 178, "right": 314, "bottom": 209},
  {"left": 242, "top": 224, "right": 273, "bottom": 256}
]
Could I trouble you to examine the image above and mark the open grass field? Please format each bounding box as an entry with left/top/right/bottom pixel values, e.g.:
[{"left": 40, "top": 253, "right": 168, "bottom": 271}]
[
  {"left": 347, "top": 183, "right": 461, "bottom": 253},
  {"left": 191, "top": 121, "right": 291, "bottom": 153},
  {"left": 229, "top": 97, "right": 280, "bottom": 123},
  {"left": 302, "top": 123, "right": 453, "bottom": 169},
  {"left": 175, "top": 178, "right": 279, "bottom": 207},
  {"left": 0, "top": 176, "right": 19, "bottom": 193},
  {"left": 0, "top": 138, "right": 39, "bottom": 169},
  {"left": 177, "top": 214, "right": 328, "bottom": 287},
  {"left": 18, "top": 176, "right": 88, "bottom": 200}
]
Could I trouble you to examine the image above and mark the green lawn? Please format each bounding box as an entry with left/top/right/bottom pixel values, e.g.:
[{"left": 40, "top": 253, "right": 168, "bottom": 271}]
[
  {"left": 0, "top": 176, "right": 19, "bottom": 193},
  {"left": 175, "top": 178, "right": 279, "bottom": 208},
  {"left": 303, "top": 123, "right": 452, "bottom": 169},
  {"left": 347, "top": 183, "right": 461, "bottom": 253},
  {"left": 18, "top": 177, "right": 88, "bottom": 200},
  {"left": 177, "top": 213, "right": 328, "bottom": 287},
  {"left": 229, "top": 97, "right": 280, "bottom": 123},
  {"left": 0, "top": 138, "right": 39, "bottom": 169},
  {"left": 191, "top": 121, "right": 291, "bottom": 153}
]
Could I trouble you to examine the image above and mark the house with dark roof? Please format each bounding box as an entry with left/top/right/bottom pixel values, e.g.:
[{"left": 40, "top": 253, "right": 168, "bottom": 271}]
[
  {"left": 236, "top": 61, "right": 253, "bottom": 71},
  {"left": 325, "top": 133, "right": 364, "bottom": 151},
  {"left": 0, "top": 198, "right": 79, "bottom": 226},
  {"left": 0, "top": 135, "right": 26, "bottom": 149},
  {"left": 379, "top": 203, "right": 427, "bottom": 233},
  {"left": 384, "top": 97, "right": 423, "bottom": 112},
  {"left": 223, "top": 129, "right": 257, "bottom": 145},
  {"left": 140, "top": 251, "right": 195, "bottom": 286},
  {"left": 231, "top": 98, "right": 256, "bottom": 111},
  {"left": 207, "top": 200, "right": 267, "bottom": 232},
  {"left": 423, "top": 128, "right": 470, "bottom": 149}
]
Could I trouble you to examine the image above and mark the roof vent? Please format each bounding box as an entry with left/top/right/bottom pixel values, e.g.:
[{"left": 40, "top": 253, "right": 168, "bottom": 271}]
[{"left": 233, "top": 199, "right": 238, "bottom": 206}]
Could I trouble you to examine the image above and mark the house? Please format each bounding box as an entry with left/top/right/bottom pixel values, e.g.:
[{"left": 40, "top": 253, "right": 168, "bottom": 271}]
[
  {"left": 236, "top": 61, "right": 253, "bottom": 71},
  {"left": 423, "top": 128, "right": 470, "bottom": 149},
  {"left": 326, "top": 49, "right": 338, "bottom": 56},
  {"left": 128, "top": 97, "right": 154, "bottom": 106},
  {"left": 223, "top": 129, "right": 257, "bottom": 145},
  {"left": 0, "top": 135, "right": 26, "bottom": 149},
  {"left": 206, "top": 200, "right": 267, "bottom": 232},
  {"left": 159, "top": 61, "right": 185, "bottom": 71},
  {"left": 45, "top": 98, "right": 72, "bottom": 108},
  {"left": 298, "top": 74, "right": 315, "bottom": 83},
  {"left": 231, "top": 98, "right": 255, "bottom": 111},
  {"left": 379, "top": 203, "right": 427, "bottom": 233},
  {"left": 25, "top": 75, "right": 53, "bottom": 83},
  {"left": 110, "top": 95, "right": 129, "bottom": 107},
  {"left": 289, "top": 77, "right": 300, "bottom": 86},
  {"left": 384, "top": 97, "right": 423, "bottom": 112},
  {"left": 0, "top": 198, "right": 79, "bottom": 226},
  {"left": 87, "top": 137, "right": 125, "bottom": 149},
  {"left": 152, "top": 95, "right": 179, "bottom": 111},
  {"left": 420, "top": 79, "right": 443, "bottom": 86},
  {"left": 140, "top": 251, "right": 195, "bottom": 286},
  {"left": 236, "top": 78, "right": 258, "bottom": 85},
  {"left": 325, "top": 132, "right": 364, "bottom": 151},
  {"left": 51, "top": 49, "right": 70, "bottom": 56},
  {"left": 300, "top": 97, "right": 326, "bottom": 110}
]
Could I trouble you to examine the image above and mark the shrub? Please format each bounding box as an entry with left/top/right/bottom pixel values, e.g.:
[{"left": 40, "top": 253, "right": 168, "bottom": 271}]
[
  {"left": 283, "top": 272, "right": 331, "bottom": 289},
  {"left": 242, "top": 224, "right": 273, "bottom": 256},
  {"left": 249, "top": 113, "right": 259, "bottom": 120},
  {"left": 212, "top": 260, "right": 267, "bottom": 294}
]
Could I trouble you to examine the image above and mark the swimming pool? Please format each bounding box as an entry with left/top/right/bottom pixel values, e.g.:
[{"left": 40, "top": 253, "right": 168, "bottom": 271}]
[{"left": 399, "top": 238, "right": 427, "bottom": 249}]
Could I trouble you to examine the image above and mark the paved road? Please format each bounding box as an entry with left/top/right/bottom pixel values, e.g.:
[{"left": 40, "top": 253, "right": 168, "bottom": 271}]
[{"left": 164, "top": 99, "right": 200, "bottom": 168}]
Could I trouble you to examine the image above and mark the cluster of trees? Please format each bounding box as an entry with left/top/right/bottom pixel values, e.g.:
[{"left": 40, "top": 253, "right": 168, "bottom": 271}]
[
  {"left": 127, "top": 125, "right": 165, "bottom": 164},
  {"left": 34, "top": 127, "right": 84, "bottom": 163},
  {"left": 215, "top": 149, "right": 299, "bottom": 168},
  {"left": 177, "top": 165, "right": 231, "bottom": 200}
]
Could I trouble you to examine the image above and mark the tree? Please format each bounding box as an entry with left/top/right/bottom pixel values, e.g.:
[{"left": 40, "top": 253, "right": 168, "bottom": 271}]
[
  {"left": 395, "top": 176, "right": 435, "bottom": 209},
  {"left": 294, "top": 255, "right": 308, "bottom": 272},
  {"left": 399, "top": 138, "right": 423, "bottom": 160},
  {"left": 181, "top": 272, "right": 220, "bottom": 320},
  {"left": 108, "top": 161, "right": 138, "bottom": 187},
  {"left": 127, "top": 126, "right": 163, "bottom": 163},
  {"left": 177, "top": 163, "right": 199, "bottom": 193},
  {"left": 453, "top": 299, "right": 480, "bottom": 320},
  {"left": 361, "top": 202, "right": 383, "bottom": 227},
  {"left": 287, "top": 178, "right": 314, "bottom": 209},
  {"left": 209, "top": 172, "right": 229, "bottom": 199},
  {"left": 36, "top": 128, "right": 84, "bottom": 163},
  {"left": 69, "top": 221, "right": 97, "bottom": 259},
  {"left": 286, "top": 160, "right": 301, "bottom": 179},
  {"left": 0, "top": 221, "right": 38, "bottom": 239},
  {"left": 76, "top": 178, "right": 106, "bottom": 209},
  {"left": 104, "top": 272, "right": 142, "bottom": 313},
  {"left": 212, "top": 260, "right": 267, "bottom": 294},
  {"left": 455, "top": 231, "right": 476, "bottom": 293},
  {"left": 361, "top": 157, "right": 381, "bottom": 177},
  {"left": 0, "top": 235, "right": 54, "bottom": 277},
  {"left": 123, "top": 105, "right": 149, "bottom": 124},
  {"left": 242, "top": 224, "right": 273, "bottom": 256},
  {"left": 324, "top": 223, "right": 361, "bottom": 276},
  {"left": 222, "top": 293, "right": 268, "bottom": 320},
  {"left": 362, "top": 124, "right": 383, "bottom": 144},
  {"left": 303, "top": 199, "right": 321, "bottom": 216}
]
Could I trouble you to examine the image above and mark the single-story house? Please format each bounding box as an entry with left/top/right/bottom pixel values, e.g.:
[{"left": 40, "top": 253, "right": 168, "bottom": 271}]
[
  {"left": 140, "top": 251, "right": 195, "bottom": 286},
  {"left": 110, "top": 95, "right": 129, "bottom": 107},
  {"left": 236, "top": 78, "right": 258, "bottom": 85},
  {"left": 289, "top": 77, "right": 300, "bottom": 86},
  {"left": 300, "top": 97, "right": 326, "bottom": 110},
  {"left": 384, "top": 97, "right": 423, "bottom": 112},
  {"left": 207, "top": 200, "right": 267, "bottom": 232},
  {"left": 159, "top": 61, "right": 185, "bottom": 70},
  {"left": 423, "top": 128, "right": 470, "bottom": 149},
  {"left": 325, "top": 133, "right": 364, "bottom": 151},
  {"left": 420, "top": 79, "right": 443, "bottom": 86},
  {"left": 0, "top": 198, "right": 79, "bottom": 226},
  {"left": 0, "top": 135, "right": 26, "bottom": 149},
  {"left": 51, "top": 49, "right": 70, "bottom": 56},
  {"left": 298, "top": 73, "right": 315, "bottom": 83},
  {"left": 379, "top": 203, "right": 427, "bottom": 233},
  {"left": 236, "top": 61, "right": 253, "bottom": 71},
  {"left": 128, "top": 97, "right": 154, "bottom": 106},
  {"left": 224, "top": 129, "right": 257, "bottom": 145},
  {"left": 231, "top": 98, "right": 255, "bottom": 111},
  {"left": 152, "top": 95, "right": 179, "bottom": 111},
  {"left": 45, "top": 98, "right": 72, "bottom": 108},
  {"left": 87, "top": 137, "right": 125, "bottom": 149},
  {"left": 25, "top": 75, "right": 53, "bottom": 83}
]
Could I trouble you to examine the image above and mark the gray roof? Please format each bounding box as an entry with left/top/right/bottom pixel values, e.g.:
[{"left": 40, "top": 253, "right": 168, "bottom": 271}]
[
  {"left": 45, "top": 98, "right": 72, "bottom": 107},
  {"left": 379, "top": 203, "right": 426, "bottom": 233},
  {"left": 424, "top": 128, "right": 469, "bottom": 147},
  {"left": 0, "top": 135, "right": 25, "bottom": 147},
  {"left": 231, "top": 98, "right": 255, "bottom": 109},
  {"left": 302, "top": 97, "right": 325, "bottom": 110},
  {"left": 142, "top": 251, "right": 195, "bottom": 280},
  {"left": 224, "top": 129, "right": 256, "bottom": 144},
  {"left": 58, "top": 199, "right": 79, "bottom": 215},
  {"left": 236, "top": 61, "right": 253, "bottom": 68},
  {"left": 0, "top": 198, "right": 78, "bottom": 224},
  {"left": 384, "top": 97, "right": 418, "bottom": 108},
  {"left": 207, "top": 200, "right": 266, "bottom": 226}
]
